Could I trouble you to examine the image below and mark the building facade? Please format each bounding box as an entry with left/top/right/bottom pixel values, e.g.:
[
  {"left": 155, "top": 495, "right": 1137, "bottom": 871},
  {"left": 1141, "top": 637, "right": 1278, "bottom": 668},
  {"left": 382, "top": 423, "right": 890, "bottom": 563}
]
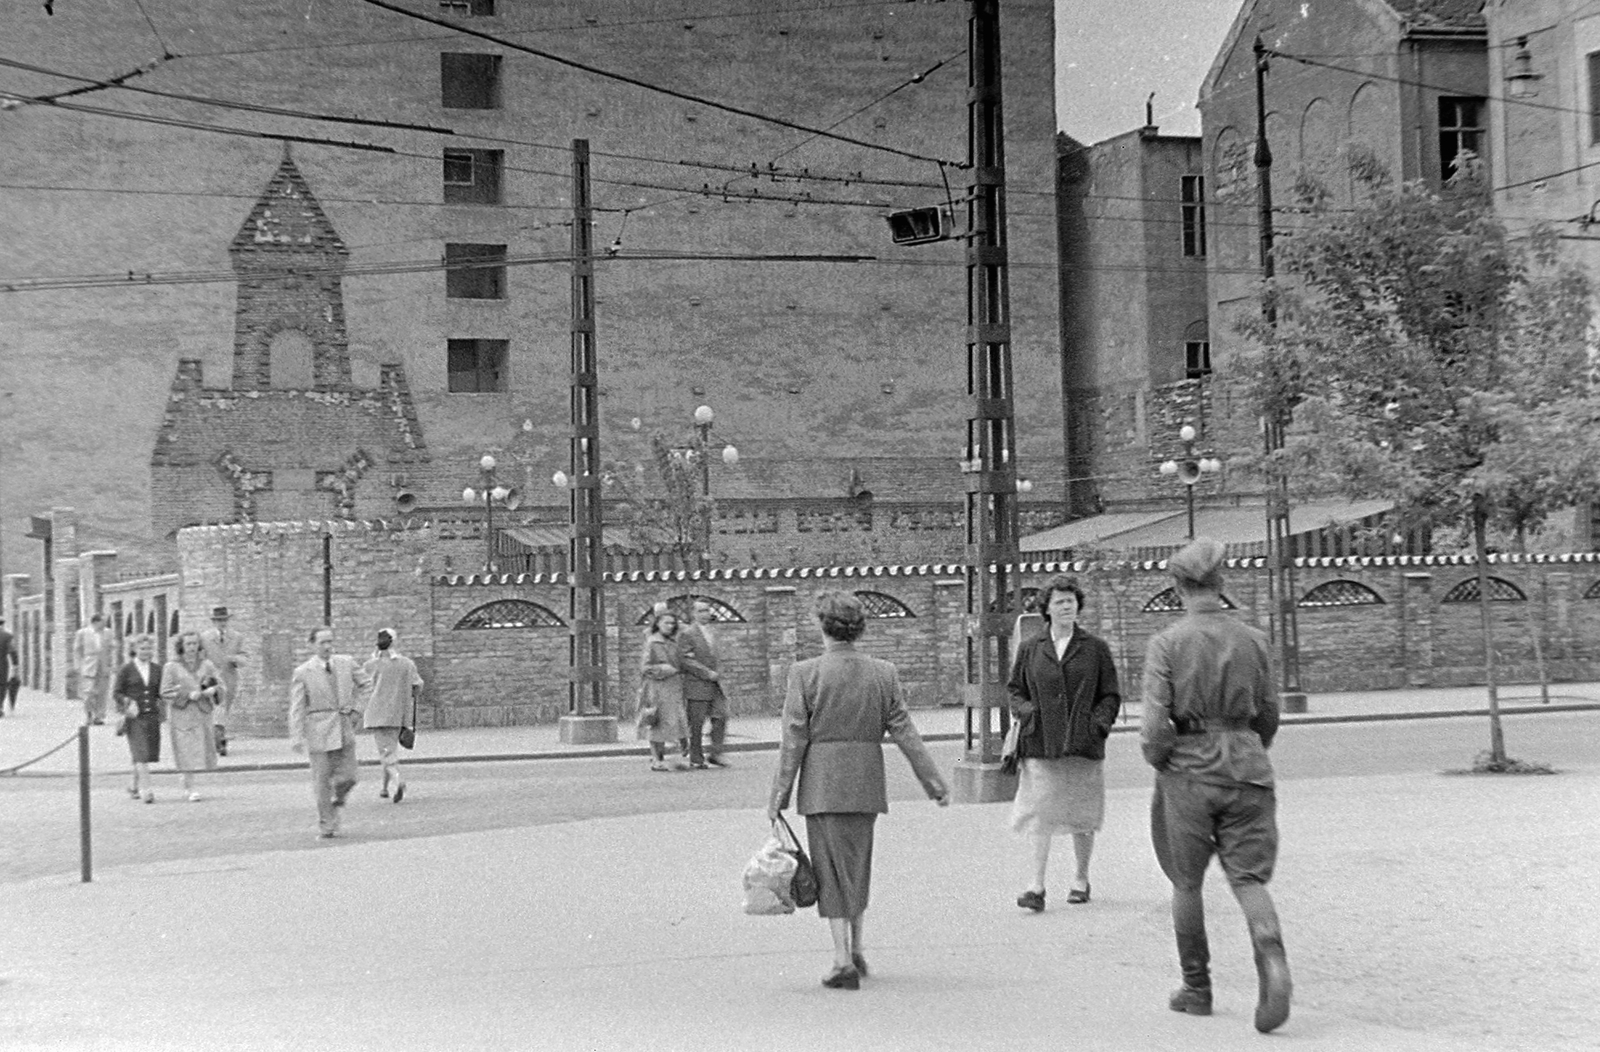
[{"left": 0, "top": 0, "right": 1063, "bottom": 577}]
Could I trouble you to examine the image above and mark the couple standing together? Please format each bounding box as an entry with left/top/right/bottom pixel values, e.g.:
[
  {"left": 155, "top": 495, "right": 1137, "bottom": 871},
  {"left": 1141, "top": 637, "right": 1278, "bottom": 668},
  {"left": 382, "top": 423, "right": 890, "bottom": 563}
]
[
  {"left": 768, "top": 543, "right": 1292, "bottom": 1035},
  {"left": 638, "top": 599, "right": 731, "bottom": 771}
]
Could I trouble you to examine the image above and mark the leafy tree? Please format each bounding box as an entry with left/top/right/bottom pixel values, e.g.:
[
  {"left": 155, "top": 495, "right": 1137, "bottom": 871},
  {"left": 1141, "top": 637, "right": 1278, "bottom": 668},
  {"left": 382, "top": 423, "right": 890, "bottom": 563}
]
[
  {"left": 603, "top": 435, "right": 708, "bottom": 567},
  {"left": 1239, "top": 172, "right": 1598, "bottom": 766}
]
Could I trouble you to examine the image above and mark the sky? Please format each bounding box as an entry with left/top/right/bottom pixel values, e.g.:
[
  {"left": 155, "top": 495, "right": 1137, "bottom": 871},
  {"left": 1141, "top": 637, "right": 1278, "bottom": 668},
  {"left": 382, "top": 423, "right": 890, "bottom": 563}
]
[{"left": 1055, "top": 0, "right": 1243, "bottom": 143}]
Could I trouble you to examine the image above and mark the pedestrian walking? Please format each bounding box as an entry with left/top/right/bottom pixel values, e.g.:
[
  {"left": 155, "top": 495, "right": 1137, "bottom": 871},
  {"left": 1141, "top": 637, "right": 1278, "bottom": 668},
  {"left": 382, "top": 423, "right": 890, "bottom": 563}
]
[
  {"left": 160, "top": 630, "right": 222, "bottom": 802},
  {"left": 288, "top": 626, "right": 372, "bottom": 838},
  {"left": 678, "top": 598, "right": 732, "bottom": 768},
  {"left": 113, "top": 635, "right": 163, "bottom": 803},
  {"left": 1006, "top": 575, "right": 1122, "bottom": 912},
  {"left": 198, "top": 605, "right": 245, "bottom": 757},
  {"left": 74, "top": 612, "right": 113, "bottom": 725},
  {"left": 638, "top": 603, "right": 690, "bottom": 771},
  {"left": 767, "top": 591, "right": 950, "bottom": 990},
  {"left": 1141, "top": 538, "right": 1291, "bottom": 1034},
  {"left": 362, "top": 627, "right": 421, "bottom": 803},
  {"left": 0, "top": 616, "right": 19, "bottom": 716}
]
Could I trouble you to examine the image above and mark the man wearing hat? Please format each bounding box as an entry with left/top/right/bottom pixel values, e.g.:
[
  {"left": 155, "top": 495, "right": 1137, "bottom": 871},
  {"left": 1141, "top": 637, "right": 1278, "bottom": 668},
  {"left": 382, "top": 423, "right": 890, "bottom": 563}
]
[
  {"left": 199, "top": 606, "right": 245, "bottom": 756},
  {"left": 0, "top": 616, "right": 19, "bottom": 715},
  {"left": 361, "top": 628, "right": 422, "bottom": 802},
  {"left": 1140, "top": 537, "right": 1292, "bottom": 1034}
]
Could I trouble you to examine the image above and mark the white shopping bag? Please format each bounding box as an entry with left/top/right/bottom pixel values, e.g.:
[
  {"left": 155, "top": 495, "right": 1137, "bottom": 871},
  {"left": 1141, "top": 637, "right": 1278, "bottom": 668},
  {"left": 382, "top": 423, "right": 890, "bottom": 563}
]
[{"left": 742, "top": 830, "right": 799, "bottom": 915}]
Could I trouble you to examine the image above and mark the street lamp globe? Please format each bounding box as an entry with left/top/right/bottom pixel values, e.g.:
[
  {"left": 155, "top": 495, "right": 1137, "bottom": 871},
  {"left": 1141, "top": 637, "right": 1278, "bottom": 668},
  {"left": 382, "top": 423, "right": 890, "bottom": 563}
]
[
  {"left": 552, "top": 470, "right": 569, "bottom": 489},
  {"left": 693, "top": 405, "right": 714, "bottom": 427},
  {"left": 1179, "top": 424, "right": 1197, "bottom": 443},
  {"left": 1016, "top": 478, "right": 1034, "bottom": 494},
  {"left": 479, "top": 454, "right": 497, "bottom": 472},
  {"left": 1159, "top": 460, "right": 1179, "bottom": 476},
  {"left": 461, "top": 486, "right": 478, "bottom": 504},
  {"left": 721, "top": 445, "right": 739, "bottom": 466},
  {"left": 491, "top": 485, "right": 510, "bottom": 502}
]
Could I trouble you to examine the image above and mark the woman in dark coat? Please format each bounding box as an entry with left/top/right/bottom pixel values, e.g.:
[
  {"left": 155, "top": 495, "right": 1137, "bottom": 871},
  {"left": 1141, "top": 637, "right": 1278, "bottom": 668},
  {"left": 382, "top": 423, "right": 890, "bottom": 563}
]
[
  {"left": 767, "top": 592, "right": 950, "bottom": 990},
  {"left": 113, "top": 634, "right": 164, "bottom": 803},
  {"left": 1008, "top": 576, "right": 1122, "bottom": 911}
]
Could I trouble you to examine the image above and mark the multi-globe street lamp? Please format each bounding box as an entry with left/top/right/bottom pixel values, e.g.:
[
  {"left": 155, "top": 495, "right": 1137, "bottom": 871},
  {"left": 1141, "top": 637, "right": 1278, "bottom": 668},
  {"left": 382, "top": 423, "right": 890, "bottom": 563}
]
[
  {"left": 1159, "top": 424, "right": 1221, "bottom": 541},
  {"left": 461, "top": 454, "right": 520, "bottom": 572},
  {"left": 690, "top": 405, "right": 738, "bottom": 572}
]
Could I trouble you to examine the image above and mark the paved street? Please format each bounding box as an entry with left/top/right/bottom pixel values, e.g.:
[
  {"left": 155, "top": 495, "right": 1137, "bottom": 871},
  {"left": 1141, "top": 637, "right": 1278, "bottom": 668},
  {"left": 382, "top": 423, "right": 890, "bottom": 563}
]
[{"left": 2, "top": 696, "right": 1597, "bottom": 1051}]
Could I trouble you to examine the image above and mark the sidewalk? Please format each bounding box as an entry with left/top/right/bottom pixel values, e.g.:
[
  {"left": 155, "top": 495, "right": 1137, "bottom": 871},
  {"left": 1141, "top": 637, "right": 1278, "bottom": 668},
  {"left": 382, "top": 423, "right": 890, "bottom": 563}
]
[
  {"left": 4, "top": 681, "right": 1598, "bottom": 778},
  {"left": 2, "top": 754, "right": 1594, "bottom": 1050}
]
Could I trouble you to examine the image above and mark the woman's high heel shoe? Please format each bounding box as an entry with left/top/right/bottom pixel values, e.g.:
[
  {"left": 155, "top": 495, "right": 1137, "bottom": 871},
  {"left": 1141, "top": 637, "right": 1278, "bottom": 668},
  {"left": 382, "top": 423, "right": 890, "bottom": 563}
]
[{"left": 822, "top": 966, "right": 860, "bottom": 990}]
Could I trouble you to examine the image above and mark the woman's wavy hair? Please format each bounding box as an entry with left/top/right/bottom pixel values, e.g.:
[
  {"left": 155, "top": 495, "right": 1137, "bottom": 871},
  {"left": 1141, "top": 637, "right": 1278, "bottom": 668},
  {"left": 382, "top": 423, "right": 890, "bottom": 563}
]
[
  {"left": 814, "top": 591, "right": 867, "bottom": 643},
  {"left": 1036, "top": 575, "right": 1086, "bottom": 625},
  {"left": 646, "top": 603, "right": 679, "bottom": 638},
  {"left": 173, "top": 629, "right": 203, "bottom": 660}
]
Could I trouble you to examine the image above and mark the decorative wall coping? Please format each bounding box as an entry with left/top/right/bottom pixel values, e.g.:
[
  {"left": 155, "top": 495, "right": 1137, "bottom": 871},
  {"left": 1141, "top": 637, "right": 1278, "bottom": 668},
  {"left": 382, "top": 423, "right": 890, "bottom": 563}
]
[
  {"left": 178, "top": 518, "right": 434, "bottom": 539},
  {"left": 429, "top": 551, "right": 1600, "bottom": 587},
  {"left": 101, "top": 573, "right": 182, "bottom": 595}
]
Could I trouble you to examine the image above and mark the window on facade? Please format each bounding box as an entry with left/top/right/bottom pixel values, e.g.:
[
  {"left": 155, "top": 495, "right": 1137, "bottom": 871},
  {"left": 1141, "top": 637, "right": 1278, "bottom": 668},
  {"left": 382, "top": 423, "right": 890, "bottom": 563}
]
[
  {"left": 443, "top": 149, "right": 503, "bottom": 204},
  {"left": 439, "top": 0, "right": 494, "bottom": 14},
  {"left": 445, "top": 243, "right": 507, "bottom": 299},
  {"left": 1185, "top": 341, "right": 1212, "bottom": 379},
  {"left": 441, "top": 53, "right": 502, "bottom": 109},
  {"left": 1438, "top": 97, "right": 1485, "bottom": 182},
  {"left": 1180, "top": 174, "right": 1206, "bottom": 257},
  {"left": 446, "top": 338, "right": 508, "bottom": 392},
  {"left": 1590, "top": 52, "right": 1600, "bottom": 143}
]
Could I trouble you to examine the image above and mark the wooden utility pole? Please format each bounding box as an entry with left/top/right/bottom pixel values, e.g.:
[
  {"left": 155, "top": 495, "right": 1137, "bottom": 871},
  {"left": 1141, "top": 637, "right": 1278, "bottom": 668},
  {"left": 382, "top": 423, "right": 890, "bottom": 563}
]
[
  {"left": 558, "top": 139, "right": 617, "bottom": 744},
  {"left": 952, "top": 0, "right": 1025, "bottom": 802}
]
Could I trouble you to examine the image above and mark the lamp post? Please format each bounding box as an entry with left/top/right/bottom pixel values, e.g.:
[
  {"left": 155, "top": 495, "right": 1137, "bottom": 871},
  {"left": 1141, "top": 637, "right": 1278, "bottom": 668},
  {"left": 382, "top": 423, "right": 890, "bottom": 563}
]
[
  {"left": 1159, "top": 424, "right": 1221, "bottom": 541},
  {"left": 461, "top": 454, "right": 518, "bottom": 572},
  {"left": 690, "top": 405, "right": 738, "bottom": 572}
]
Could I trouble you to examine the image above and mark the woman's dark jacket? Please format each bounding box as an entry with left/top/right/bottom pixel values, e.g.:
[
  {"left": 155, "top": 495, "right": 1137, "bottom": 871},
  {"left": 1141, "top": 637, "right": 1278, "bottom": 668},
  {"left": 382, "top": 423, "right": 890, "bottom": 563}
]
[{"left": 1007, "top": 628, "right": 1122, "bottom": 761}]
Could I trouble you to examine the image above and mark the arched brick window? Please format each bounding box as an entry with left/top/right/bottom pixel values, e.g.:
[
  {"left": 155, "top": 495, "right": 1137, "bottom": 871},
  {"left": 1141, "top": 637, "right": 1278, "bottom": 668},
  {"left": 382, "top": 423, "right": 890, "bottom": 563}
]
[
  {"left": 635, "top": 594, "right": 746, "bottom": 625},
  {"left": 1440, "top": 577, "right": 1526, "bottom": 603},
  {"left": 854, "top": 591, "right": 916, "bottom": 618},
  {"left": 1299, "top": 580, "right": 1384, "bottom": 607},
  {"left": 1143, "top": 588, "right": 1236, "bottom": 613},
  {"left": 454, "top": 599, "right": 566, "bottom": 629},
  {"left": 169, "top": 611, "right": 181, "bottom": 635}
]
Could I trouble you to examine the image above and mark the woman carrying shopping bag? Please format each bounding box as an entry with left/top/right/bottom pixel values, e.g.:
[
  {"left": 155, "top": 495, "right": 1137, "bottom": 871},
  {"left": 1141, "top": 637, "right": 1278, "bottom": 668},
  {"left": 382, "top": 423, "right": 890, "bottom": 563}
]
[{"left": 766, "top": 591, "right": 949, "bottom": 990}]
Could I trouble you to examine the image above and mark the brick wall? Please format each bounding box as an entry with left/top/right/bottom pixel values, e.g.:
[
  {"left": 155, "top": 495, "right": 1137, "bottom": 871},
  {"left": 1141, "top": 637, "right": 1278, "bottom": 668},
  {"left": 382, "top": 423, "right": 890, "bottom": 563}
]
[{"left": 172, "top": 520, "right": 1600, "bottom": 735}]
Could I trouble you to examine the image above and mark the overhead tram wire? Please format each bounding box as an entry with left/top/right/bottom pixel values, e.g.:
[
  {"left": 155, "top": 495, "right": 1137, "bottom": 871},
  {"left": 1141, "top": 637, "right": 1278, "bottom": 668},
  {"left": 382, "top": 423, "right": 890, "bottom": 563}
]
[
  {"left": 0, "top": 250, "right": 879, "bottom": 294},
  {"left": 357, "top": 0, "right": 965, "bottom": 169},
  {"left": 1, "top": 92, "right": 397, "bottom": 155},
  {"left": 0, "top": 56, "right": 454, "bottom": 135}
]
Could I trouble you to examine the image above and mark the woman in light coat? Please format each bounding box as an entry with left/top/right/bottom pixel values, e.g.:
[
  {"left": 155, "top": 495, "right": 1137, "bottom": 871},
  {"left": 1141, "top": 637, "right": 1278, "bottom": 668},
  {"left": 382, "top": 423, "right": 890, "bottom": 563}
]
[
  {"left": 767, "top": 591, "right": 950, "bottom": 990},
  {"left": 160, "top": 630, "right": 223, "bottom": 802},
  {"left": 639, "top": 604, "right": 691, "bottom": 771}
]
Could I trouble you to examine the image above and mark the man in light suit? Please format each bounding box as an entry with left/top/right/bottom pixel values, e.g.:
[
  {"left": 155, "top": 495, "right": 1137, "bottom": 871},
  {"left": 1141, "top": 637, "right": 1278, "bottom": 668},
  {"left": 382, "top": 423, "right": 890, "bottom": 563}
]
[
  {"left": 199, "top": 606, "right": 245, "bottom": 756},
  {"left": 678, "top": 598, "right": 731, "bottom": 769},
  {"left": 289, "top": 625, "right": 372, "bottom": 838},
  {"left": 73, "top": 613, "right": 112, "bottom": 725}
]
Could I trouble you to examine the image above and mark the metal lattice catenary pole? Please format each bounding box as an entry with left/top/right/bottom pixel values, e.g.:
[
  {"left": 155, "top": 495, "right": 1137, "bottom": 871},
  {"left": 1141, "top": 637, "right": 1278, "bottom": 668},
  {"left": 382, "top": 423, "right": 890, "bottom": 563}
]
[
  {"left": 953, "top": 0, "right": 1024, "bottom": 802},
  {"left": 559, "top": 138, "right": 617, "bottom": 744}
]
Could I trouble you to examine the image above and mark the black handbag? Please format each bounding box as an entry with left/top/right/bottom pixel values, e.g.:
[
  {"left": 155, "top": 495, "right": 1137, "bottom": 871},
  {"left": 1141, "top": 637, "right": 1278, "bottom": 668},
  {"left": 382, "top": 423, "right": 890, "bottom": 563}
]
[
  {"left": 398, "top": 692, "right": 417, "bottom": 750},
  {"left": 1000, "top": 712, "right": 1027, "bottom": 776},
  {"left": 775, "top": 812, "right": 819, "bottom": 909}
]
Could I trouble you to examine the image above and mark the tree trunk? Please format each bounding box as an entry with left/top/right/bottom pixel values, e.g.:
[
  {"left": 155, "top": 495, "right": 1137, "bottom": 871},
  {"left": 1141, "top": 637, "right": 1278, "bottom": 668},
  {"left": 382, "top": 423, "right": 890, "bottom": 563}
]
[{"left": 1473, "top": 500, "right": 1508, "bottom": 765}]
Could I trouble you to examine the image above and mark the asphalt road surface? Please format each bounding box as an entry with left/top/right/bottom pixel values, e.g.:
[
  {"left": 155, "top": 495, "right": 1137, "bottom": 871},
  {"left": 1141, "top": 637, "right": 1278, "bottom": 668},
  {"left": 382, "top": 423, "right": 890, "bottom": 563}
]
[{"left": 4, "top": 710, "right": 1596, "bottom": 885}]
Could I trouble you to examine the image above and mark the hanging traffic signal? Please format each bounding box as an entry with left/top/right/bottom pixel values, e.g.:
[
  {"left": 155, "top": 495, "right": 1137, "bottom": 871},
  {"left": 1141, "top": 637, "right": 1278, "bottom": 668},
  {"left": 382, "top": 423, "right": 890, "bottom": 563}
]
[{"left": 886, "top": 207, "right": 949, "bottom": 245}]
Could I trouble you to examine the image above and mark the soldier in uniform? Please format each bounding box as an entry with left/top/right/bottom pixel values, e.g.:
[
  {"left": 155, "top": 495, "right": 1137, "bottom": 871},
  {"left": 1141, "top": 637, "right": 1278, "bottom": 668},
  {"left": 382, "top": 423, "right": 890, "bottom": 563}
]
[{"left": 1141, "top": 538, "right": 1292, "bottom": 1034}]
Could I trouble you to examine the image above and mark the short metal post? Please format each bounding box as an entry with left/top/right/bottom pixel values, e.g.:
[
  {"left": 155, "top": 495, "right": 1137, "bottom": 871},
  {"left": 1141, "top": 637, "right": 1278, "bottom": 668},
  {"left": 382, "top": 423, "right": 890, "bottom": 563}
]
[{"left": 78, "top": 724, "right": 92, "bottom": 883}]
